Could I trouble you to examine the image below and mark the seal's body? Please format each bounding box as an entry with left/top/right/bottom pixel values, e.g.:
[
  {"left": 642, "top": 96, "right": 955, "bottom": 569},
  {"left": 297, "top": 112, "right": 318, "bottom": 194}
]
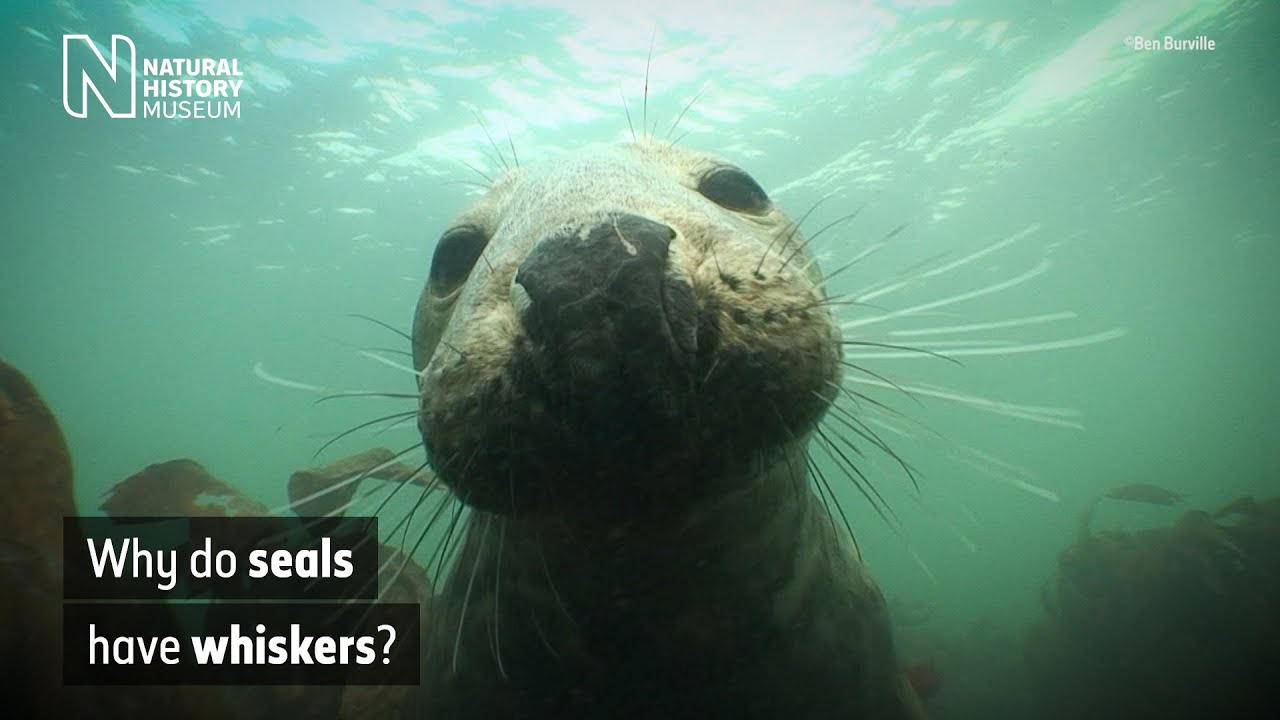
[{"left": 412, "top": 140, "right": 926, "bottom": 719}]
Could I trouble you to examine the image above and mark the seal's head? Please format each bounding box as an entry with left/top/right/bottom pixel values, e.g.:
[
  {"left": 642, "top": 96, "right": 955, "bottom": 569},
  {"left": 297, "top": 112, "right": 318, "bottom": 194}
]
[{"left": 413, "top": 139, "right": 840, "bottom": 524}]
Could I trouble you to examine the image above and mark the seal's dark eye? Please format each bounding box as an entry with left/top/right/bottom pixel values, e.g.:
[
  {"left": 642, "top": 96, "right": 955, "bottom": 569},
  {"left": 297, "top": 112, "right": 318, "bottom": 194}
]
[
  {"left": 697, "top": 166, "right": 771, "bottom": 215},
  {"left": 429, "top": 225, "right": 488, "bottom": 297}
]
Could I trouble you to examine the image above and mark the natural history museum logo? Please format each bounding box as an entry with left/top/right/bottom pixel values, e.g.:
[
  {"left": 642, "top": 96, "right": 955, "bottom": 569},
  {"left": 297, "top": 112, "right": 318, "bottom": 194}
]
[{"left": 62, "top": 34, "right": 245, "bottom": 120}]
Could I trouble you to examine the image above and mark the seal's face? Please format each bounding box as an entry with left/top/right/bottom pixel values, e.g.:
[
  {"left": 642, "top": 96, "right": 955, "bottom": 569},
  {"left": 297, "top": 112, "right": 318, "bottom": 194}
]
[{"left": 413, "top": 140, "right": 840, "bottom": 523}]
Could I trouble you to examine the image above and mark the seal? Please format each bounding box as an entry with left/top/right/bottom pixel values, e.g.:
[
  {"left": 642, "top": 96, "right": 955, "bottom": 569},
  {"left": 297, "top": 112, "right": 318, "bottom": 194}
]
[{"left": 411, "top": 138, "right": 927, "bottom": 719}]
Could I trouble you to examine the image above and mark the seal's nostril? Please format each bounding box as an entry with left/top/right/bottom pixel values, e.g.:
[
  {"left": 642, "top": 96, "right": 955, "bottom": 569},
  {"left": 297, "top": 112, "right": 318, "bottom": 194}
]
[{"left": 510, "top": 277, "right": 533, "bottom": 317}]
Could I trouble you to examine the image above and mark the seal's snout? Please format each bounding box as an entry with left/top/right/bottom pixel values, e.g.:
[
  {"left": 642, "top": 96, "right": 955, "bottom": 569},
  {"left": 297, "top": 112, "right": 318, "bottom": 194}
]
[{"left": 515, "top": 212, "right": 674, "bottom": 321}]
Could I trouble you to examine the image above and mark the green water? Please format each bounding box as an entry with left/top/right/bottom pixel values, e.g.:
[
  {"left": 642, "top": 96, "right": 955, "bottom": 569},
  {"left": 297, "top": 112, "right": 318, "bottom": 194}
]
[{"left": 2, "top": 0, "right": 1277, "bottom": 670}]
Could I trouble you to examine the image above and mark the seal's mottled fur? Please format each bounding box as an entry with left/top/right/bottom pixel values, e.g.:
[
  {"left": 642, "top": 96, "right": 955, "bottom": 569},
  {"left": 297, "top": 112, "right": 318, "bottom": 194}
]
[{"left": 412, "top": 139, "right": 926, "bottom": 719}]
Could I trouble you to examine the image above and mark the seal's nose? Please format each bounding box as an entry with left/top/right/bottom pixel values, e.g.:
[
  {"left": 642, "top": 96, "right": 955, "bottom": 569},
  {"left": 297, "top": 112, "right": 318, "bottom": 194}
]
[
  {"left": 512, "top": 211, "right": 698, "bottom": 428},
  {"left": 515, "top": 212, "right": 674, "bottom": 322}
]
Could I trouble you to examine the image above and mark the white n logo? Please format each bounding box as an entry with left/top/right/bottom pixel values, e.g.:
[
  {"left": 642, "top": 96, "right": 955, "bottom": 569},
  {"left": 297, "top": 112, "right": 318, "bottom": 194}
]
[{"left": 62, "top": 34, "right": 136, "bottom": 119}]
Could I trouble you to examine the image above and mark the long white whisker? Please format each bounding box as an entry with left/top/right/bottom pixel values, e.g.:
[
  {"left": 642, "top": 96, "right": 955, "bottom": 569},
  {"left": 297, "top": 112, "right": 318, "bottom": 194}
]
[
  {"left": 253, "top": 361, "right": 327, "bottom": 392},
  {"left": 846, "top": 258, "right": 1053, "bottom": 332},
  {"left": 453, "top": 514, "right": 492, "bottom": 673},
  {"left": 863, "top": 414, "right": 1060, "bottom": 502},
  {"left": 888, "top": 311, "right": 1078, "bottom": 338},
  {"left": 843, "top": 377, "right": 1083, "bottom": 427},
  {"left": 856, "top": 224, "right": 1039, "bottom": 304},
  {"left": 358, "top": 349, "right": 420, "bottom": 376},
  {"left": 858, "top": 339, "right": 1019, "bottom": 350},
  {"left": 905, "top": 543, "right": 937, "bottom": 584},
  {"left": 810, "top": 240, "right": 891, "bottom": 292},
  {"left": 268, "top": 453, "right": 426, "bottom": 516},
  {"left": 842, "top": 328, "right": 1129, "bottom": 360}
]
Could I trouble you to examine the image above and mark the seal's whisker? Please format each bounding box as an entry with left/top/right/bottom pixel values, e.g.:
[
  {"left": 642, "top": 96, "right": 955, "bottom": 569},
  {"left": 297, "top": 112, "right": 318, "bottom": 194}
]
[
  {"left": 310, "top": 410, "right": 420, "bottom": 461},
  {"left": 308, "top": 465, "right": 433, "bottom": 591},
  {"left": 491, "top": 518, "right": 508, "bottom": 680},
  {"left": 527, "top": 602, "right": 562, "bottom": 659},
  {"left": 395, "top": 489, "right": 418, "bottom": 549},
  {"left": 777, "top": 397, "right": 883, "bottom": 543},
  {"left": 820, "top": 396, "right": 921, "bottom": 495},
  {"left": 439, "top": 340, "right": 469, "bottom": 362},
  {"left": 401, "top": 477, "right": 457, "bottom": 564},
  {"left": 416, "top": 490, "right": 463, "bottom": 594},
  {"left": 469, "top": 107, "right": 511, "bottom": 173},
  {"left": 429, "top": 496, "right": 468, "bottom": 615},
  {"left": 429, "top": 450, "right": 479, "bottom": 590},
  {"left": 347, "top": 313, "right": 429, "bottom": 354},
  {"left": 845, "top": 376, "right": 1083, "bottom": 427},
  {"left": 309, "top": 484, "right": 430, "bottom": 600},
  {"left": 844, "top": 258, "right": 1051, "bottom": 331},
  {"left": 377, "top": 412, "right": 421, "bottom": 437},
  {"left": 444, "top": 177, "right": 494, "bottom": 192},
  {"left": 334, "top": 531, "right": 416, "bottom": 614},
  {"left": 835, "top": 363, "right": 921, "bottom": 407},
  {"left": 807, "top": 237, "right": 891, "bottom": 291},
  {"left": 844, "top": 328, "right": 1129, "bottom": 361},
  {"left": 357, "top": 346, "right": 415, "bottom": 358},
  {"left": 291, "top": 489, "right": 367, "bottom": 523},
  {"left": 768, "top": 402, "right": 807, "bottom": 506},
  {"left": 313, "top": 390, "right": 419, "bottom": 404},
  {"left": 896, "top": 479, "right": 981, "bottom": 554},
  {"left": 887, "top": 311, "right": 1079, "bottom": 338},
  {"left": 804, "top": 451, "right": 845, "bottom": 539},
  {"left": 863, "top": 338, "right": 1019, "bottom": 350},
  {"left": 349, "top": 478, "right": 442, "bottom": 612},
  {"left": 812, "top": 223, "right": 910, "bottom": 290},
  {"left": 357, "top": 349, "right": 420, "bottom": 376},
  {"left": 706, "top": 235, "right": 728, "bottom": 280},
  {"left": 252, "top": 361, "right": 327, "bottom": 392},
  {"left": 863, "top": 413, "right": 1060, "bottom": 502},
  {"left": 453, "top": 512, "right": 492, "bottom": 673},
  {"left": 906, "top": 543, "right": 938, "bottom": 584},
  {"left": 621, "top": 85, "right": 636, "bottom": 143},
  {"left": 776, "top": 209, "right": 864, "bottom": 274},
  {"left": 457, "top": 159, "right": 495, "bottom": 186},
  {"left": 814, "top": 425, "right": 938, "bottom": 583},
  {"left": 346, "top": 531, "right": 436, "bottom": 641},
  {"left": 643, "top": 29, "right": 655, "bottom": 139},
  {"left": 858, "top": 249, "right": 960, "bottom": 300},
  {"left": 305, "top": 412, "right": 418, "bottom": 449},
  {"left": 820, "top": 413, "right": 911, "bottom": 511},
  {"left": 271, "top": 443, "right": 425, "bottom": 517},
  {"left": 386, "top": 491, "right": 445, "bottom": 596},
  {"left": 665, "top": 84, "right": 705, "bottom": 142},
  {"left": 534, "top": 523, "right": 574, "bottom": 631},
  {"left": 503, "top": 120, "right": 519, "bottom": 169},
  {"left": 861, "top": 224, "right": 1039, "bottom": 304},
  {"left": 936, "top": 514, "right": 979, "bottom": 553},
  {"left": 813, "top": 426, "right": 901, "bottom": 531},
  {"left": 827, "top": 396, "right": 936, "bottom": 485},
  {"left": 841, "top": 339, "right": 960, "bottom": 365},
  {"left": 792, "top": 294, "right": 874, "bottom": 313},
  {"left": 365, "top": 458, "right": 434, "bottom": 524},
  {"left": 754, "top": 196, "right": 832, "bottom": 277}
]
